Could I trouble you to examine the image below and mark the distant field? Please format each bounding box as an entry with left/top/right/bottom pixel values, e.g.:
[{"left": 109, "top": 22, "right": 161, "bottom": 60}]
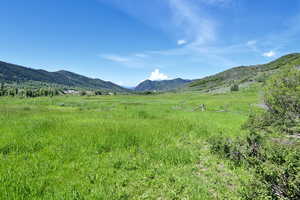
[{"left": 0, "top": 89, "right": 259, "bottom": 199}]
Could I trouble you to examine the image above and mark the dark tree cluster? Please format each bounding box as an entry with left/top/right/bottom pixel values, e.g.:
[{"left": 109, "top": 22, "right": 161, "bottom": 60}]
[{"left": 0, "top": 83, "right": 60, "bottom": 97}]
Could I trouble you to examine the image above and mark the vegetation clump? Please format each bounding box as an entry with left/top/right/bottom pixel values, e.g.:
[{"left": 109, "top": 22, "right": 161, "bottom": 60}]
[
  {"left": 209, "top": 65, "right": 300, "bottom": 199},
  {"left": 0, "top": 83, "right": 61, "bottom": 97},
  {"left": 230, "top": 84, "right": 239, "bottom": 92},
  {"left": 264, "top": 66, "right": 300, "bottom": 134}
]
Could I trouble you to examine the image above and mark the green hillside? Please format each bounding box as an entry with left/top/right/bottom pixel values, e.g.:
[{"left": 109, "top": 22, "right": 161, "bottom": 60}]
[
  {"left": 187, "top": 53, "right": 300, "bottom": 92},
  {"left": 0, "top": 61, "right": 128, "bottom": 92}
]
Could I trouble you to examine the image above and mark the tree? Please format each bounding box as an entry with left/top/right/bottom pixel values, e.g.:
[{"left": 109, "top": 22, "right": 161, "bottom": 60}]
[
  {"left": 0, "top": 82, "right": 5, "bottom": 96},
  {"left": 80, "top": 91, "right": 87, "bottom": 96},
  {"left": 14, "top": 88, "right": 19, "bottom": 96},
  {"left": 95, "top": 91, "right": 102, "bottom": 95}
]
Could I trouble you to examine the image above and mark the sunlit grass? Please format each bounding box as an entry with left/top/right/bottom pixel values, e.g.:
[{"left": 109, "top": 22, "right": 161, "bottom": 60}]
[{"left": 0, "top": 90, "right": 259, "bottom": 199}]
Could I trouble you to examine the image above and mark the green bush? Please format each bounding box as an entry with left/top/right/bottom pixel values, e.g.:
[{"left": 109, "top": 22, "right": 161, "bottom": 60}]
[
  {"left": 209, "top": 132, "right": 263, "bottom": 166},
  {"left": 264, "top": 66, "right": 300, "bottom": 134},
  {"left": 242, "top": 144, "right": 300, "bottom": 200},
  {"left": 255, "top": 73, "right": 268, "bottom": 83},
  {"left": 209, "top": 65, "right": 300, "bottom": 199},
  {"left": 230, "top": 84, "right": 239, "bottom": 92},
  {"left": 209, "top": 133, "right": 300, "bottom": 199},
  {"left": 79, "top": 90, "right": 87, "bottom": 96}
]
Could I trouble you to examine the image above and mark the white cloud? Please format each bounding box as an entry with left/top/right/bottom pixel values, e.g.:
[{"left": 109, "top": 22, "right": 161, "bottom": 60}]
[
  {"left": 263, "top": 51, "right": 276, "bottom": 58},
  {"left": 200, "top": 0, "right": 232, "bottom": 6},
  {"left": 246, "top": 40, "right": 257, "bottom": 46},
  {"left": 100, "top": 54, "right": 130, "bottom": 63},
  {"left": 134, "top": 53, "right": 148, "bottom": 58},
  {"left": 246, "top": 40, "right": 260, "bottom": 52},
  {"left": 168, "top": 0, "right": 216, "bottom": 46},
  {"left": 177, "top": 39, "right": 187, "bottom": 45},
  {"left": 148, "top": 69, "right": 169, "bottom": 81},
  {"left": 100, "top": 54, "right": 148, "bottom": 68}
]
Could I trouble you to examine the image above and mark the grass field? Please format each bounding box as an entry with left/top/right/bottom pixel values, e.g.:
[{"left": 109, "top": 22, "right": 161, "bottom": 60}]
[{"left": 0, "top": 89, "right": 260, "bottom": 199}]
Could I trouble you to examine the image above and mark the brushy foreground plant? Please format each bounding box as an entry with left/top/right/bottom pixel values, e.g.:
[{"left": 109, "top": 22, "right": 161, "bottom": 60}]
[
  {"left": 210, "top": 134, "right": 300, "bottom": 200},
  {"left": 209, "top": 65, "right": 300, "bottom": 199},
  {"left": 264, "top": 66, "right": 300, "bottom": 134}
]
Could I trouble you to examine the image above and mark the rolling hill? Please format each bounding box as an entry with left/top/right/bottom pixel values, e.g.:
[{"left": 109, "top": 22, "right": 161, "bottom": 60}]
[
  {"left": 135, "top": 78, "right": 192, "bottom": 92},
  {"left": 1, "top": 53, "right": 299, "bottom": 94},
  {"left": 0, "top": 61, "right": 128, "bottom": 92},
  {"left": 187, "top": 53, "right": 300, "bottom": 92}
]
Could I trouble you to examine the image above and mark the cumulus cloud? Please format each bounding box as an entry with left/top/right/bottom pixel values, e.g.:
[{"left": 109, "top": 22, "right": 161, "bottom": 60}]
[
  {"left": 148, "top": 69, "right": 169, "bottom": 81},
  {"left": 177, "top": 39, "right": 187, "bottom": 45},
  {"left": 263, "top": 51, "right": 276, "bottom": 57}
]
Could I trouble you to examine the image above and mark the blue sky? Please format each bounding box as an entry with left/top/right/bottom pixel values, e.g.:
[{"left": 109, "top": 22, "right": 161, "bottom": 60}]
[{"left": 1, "top": 0, "right": 300, "bottom": 86}]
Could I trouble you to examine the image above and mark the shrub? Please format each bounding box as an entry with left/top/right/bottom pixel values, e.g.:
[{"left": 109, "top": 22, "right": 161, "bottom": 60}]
[
  {"left": 209, "top": 132, "right": 263, "bottom": 166},
  {"left": 79, "top": 91, "right": 87, "bottom": 96},
  {"left": 230, "top": 84, "right": 239, "bottom": 92},
  {"left": 95, "top": 91, "right": 102, "bottom": 95},
  {"left": 209, "top": 65, "right": 300, "bottom": 199},
  {"left": 264, "top": 66, "right": 300, "bottom": 134},
  {"left": 255, "top": 73, "right": 268, "bottom": 83},
  {"left": 242, "top": 144, "right": 300, "bottom": 200}
]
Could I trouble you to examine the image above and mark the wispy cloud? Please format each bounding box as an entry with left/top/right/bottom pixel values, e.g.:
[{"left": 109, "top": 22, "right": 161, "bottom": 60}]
[
  {"left": 168, "top": 0, "right": 216, "bottom": 46},
  {"left": 134, "top": 53, "right": 149, "bottom": 58},
  {"left": 98, "top": 0, "right": 300, "bottom": 76},
  {"left": 100, "top": 54, "right": 147, "bottom": 68},
  {"left": 177, "top": 39, "right": 187, "bottom": 45},
  {"left": 100, "top": 54, "right": 130, "bottom": 63},
  {"left": 200, "top": 0, "right": 232, "bottom": 5},
  {"left": 246, "top": 40, "right": 257, "bottom": 46},
  {"left": 98, "top": 0, "right": 238, "bottom": 71}
]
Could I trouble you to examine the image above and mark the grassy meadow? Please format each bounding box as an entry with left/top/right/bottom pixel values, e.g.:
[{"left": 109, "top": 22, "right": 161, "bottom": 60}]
[{"left": 0, "top": 89, "right": 260, "bottom": 199}]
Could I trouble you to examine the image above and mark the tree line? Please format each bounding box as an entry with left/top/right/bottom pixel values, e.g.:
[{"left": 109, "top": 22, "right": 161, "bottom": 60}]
[{"left": 0, "top": 83, "right": 60, "bottom": 97}]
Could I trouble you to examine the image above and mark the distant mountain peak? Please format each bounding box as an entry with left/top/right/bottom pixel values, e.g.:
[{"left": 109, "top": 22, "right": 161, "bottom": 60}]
[{"left": 135, "top": 78, "right": 192, "bottom": 92}]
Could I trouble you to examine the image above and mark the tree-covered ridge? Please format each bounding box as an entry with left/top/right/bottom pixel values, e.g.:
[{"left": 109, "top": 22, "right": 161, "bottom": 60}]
[{"left": 0, "top": 61, "right": 128, "bottom": 92}]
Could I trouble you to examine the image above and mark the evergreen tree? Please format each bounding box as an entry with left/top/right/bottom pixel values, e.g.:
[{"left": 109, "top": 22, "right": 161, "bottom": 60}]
[{"left": 0, "top": 82, "right": 4, "bottom": 96}]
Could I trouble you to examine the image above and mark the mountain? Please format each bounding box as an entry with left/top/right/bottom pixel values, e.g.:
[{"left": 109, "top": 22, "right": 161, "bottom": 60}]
[
  {"left": 187, "top": 53, "right": 300, "bottom": 92},
  {"left": 135, "top": 78, "right": 192, "bottom": 91},
  {"left": 0, "top": 61, "right": 128, "bottom": 92}
]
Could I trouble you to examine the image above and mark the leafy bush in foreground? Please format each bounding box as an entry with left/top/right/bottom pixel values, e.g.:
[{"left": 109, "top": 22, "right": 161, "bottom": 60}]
[
  {"left": 210, "top": 134, "right": 300, "bottom": 199},
  {"left": 264, "top": 67, "right": 300, "bottom": 134},
  {"left": 209, "top": 65, "right": 300, "bottom": 199}
]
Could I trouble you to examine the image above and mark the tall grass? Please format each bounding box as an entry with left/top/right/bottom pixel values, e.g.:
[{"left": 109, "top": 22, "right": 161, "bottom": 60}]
[{"left": 0, "top": 90, "right": 258, "bottom": 199}]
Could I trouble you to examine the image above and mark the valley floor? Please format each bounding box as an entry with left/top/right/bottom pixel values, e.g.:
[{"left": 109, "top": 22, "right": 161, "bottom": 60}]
[{"left": 0, "top": 90, "right": 259, "bottom": 199}]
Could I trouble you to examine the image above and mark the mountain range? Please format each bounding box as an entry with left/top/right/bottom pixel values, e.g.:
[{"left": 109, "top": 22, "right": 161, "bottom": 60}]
[
  {"left": 0, "top": 61, "right": 128, "bottom": 92},
  {"left": 135, "top": 78, "right": 192, "bottom": 92},
  {"left": 1, "top": 53, "right": 300, "bottom": 93}
]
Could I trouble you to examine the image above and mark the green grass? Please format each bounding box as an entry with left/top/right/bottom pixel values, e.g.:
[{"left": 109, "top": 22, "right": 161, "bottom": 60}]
[{"left": 0, "top": 89, "right": 259, "bottom": 199}]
